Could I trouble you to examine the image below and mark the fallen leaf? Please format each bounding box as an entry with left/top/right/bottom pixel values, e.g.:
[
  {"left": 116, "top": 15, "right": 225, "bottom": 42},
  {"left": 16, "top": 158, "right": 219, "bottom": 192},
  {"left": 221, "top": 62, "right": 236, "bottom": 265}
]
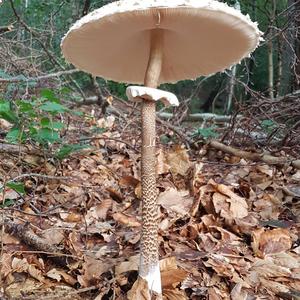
[
  {"left": 77, "top": 256, "right": 111, "bottom": 287},
  {"left": 12, "top": 257, "right": 46, "bottom": 283},
  {"left": 160, "top": 257, "right": 188, "bottom": 288},
  {"left": 119, "top": 176, "right": 140, "bottom": 188},
  {"left": 252, "top": 228, "right": 292, "bottom": 257},
  {"left": 127, "top": 277, "right": 151, "bottom": 300},
  {"left": 230, "top": 284, "right": 248, "bottom": 300},
  {"left": 163, "top": 289, "right": 188, "bottom": 300},
  {"left": 157, "top": 189, "right": 193, "bottom": 216},
  {"left": 166, "top": 146, "right": 191, "bottom": 176},
  {"left": 157, "top": 149, "right": 171, "bottom": 175},
  {"left": 42, "top": 228, "right": 65, "bottom": 245},
  {"left": 216, "top": 184, "right": 248, "bottom": 219},
  {"left": 115, "top": 255, "right": 139, "bottom": 275},
  {"left": 113, "top": 212, "right": 141, "bottom": 227},
  {"left": 47, "top": 268, "right": 77, "bottom": 285},
  {"left": 0, "top": 253, "right": 12, "bottom": 278}
]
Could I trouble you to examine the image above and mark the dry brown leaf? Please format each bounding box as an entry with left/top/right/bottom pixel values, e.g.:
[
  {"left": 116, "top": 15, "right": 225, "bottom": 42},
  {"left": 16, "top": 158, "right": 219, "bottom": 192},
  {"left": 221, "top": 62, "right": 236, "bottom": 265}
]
[
  {"left": 230, "top": 284, "right": 248, "bottom": 300},
  {"left": 252, "top": 228, "right": 292, "bottom": 257},
  {"left": 47, "top": 268, "right": 77, "bottom": 285},
  {"left": 113, "top": 212, "right": 141, "bottom": 227},
  {"left": 4, "top": 278, "right": 44, "bottom": 300},
  {"left": 115, "top": 255, "right": 139, "bottom": 275},
  {"left": 12, "top": 257, "right": 46, "bottom": 283},
  {"left": 0, "top": 253, "right": 12, "bottom": 278},
  {"left": 77, "top": 256, "right": 111, "bottom": 287},
  {"left": 163, "top": 289, "right": 188, "bottom": 300},
  {"left": 157, "top": 189, "right": 193, "bottom": 216},
  {"left": 215, "top": 184, "right": 248, "bottom": 219},
  {"left": 166, "top": 146, "right": 191, "bottom": 176},
  {"left": 127, "top": 277, "right": 151, "bottom": 300},
  {"left": 60, "top": 212, "right": 82, "bottom": 223},
  {"left": 42, "top": 228, "right": 65, "bottom": 245},
  {"left": 208, "top": 287, "right": 230, "bottom": 300},
  {"left": 85, "top": 199, "right": 112, "bottom": 224},
  {"left": 119, "top": 176, "right": 140, "bottom": 188},
  {"left": 157, "top": 149, "right": 171, "bottom": 175},
  {"left": 161, "top": 270, "right": 188, "bottom": 289},
  {"left": 160, "top": 257, "right": 188, "bottom": 288},
  {"left": 135, "top": 182, "right": 142, "bottom": 199}
]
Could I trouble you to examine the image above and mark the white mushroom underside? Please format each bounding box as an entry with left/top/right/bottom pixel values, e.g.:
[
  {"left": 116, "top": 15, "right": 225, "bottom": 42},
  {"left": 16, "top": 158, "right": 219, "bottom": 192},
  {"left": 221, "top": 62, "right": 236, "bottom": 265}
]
[
  {"left": 61, "top": 0, "right": 262, "bottom": 84},
  {"left": 126, "top": 86, "right": 179, "bottom": 106}
]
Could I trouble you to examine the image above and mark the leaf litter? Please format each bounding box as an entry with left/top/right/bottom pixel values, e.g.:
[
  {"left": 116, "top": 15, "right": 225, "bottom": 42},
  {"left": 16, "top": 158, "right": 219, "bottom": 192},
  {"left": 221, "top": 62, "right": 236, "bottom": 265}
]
[{"left": 0, "top": 109, "right": 299, "bottom": 300}]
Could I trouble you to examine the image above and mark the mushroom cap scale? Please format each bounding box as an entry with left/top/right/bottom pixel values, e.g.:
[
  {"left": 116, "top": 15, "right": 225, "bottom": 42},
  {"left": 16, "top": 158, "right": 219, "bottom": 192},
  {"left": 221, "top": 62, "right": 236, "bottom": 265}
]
[{"left": 61, "top": 0, "right": 263, "bottom": 84}]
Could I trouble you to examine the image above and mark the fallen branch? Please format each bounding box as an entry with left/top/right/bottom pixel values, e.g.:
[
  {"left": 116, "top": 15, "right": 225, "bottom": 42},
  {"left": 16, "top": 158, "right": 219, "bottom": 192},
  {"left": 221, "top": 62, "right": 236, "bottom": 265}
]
[
  {"left": 4, "top": 221, "right": 71, "bottom": 266},
  {"left": 209, "top": 140, "right": 300, "bottom": 169},
  {"left": 0, "top": 25, "right": 14, "bottom": 34},
  {"left": 0, "top": 69, "right": 80, "bottom": 83},
  {"left": 0, "top": 143, "right": 42, "bottom": 156},
  {"left": 157, "top": 112, "right": 239, "bottom": 122}
]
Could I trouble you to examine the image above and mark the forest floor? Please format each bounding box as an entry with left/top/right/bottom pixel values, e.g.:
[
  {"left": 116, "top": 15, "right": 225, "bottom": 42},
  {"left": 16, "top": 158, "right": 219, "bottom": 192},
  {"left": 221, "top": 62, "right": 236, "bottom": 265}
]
[{"left": 0, "top": 103, "right": 300, "bottom": 300}]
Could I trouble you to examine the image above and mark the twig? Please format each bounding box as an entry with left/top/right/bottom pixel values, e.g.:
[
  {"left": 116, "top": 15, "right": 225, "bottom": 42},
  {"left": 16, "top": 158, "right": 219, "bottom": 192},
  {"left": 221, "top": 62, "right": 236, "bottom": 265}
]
[
  {"left": 77, "top": 136, "right": 138, "bottom": 152},
  {"left": 156, "top": 117, "right": 194, "bottom": 147},
  {"left": 0, "top": 69, "right": 81, "bottom": 83}
]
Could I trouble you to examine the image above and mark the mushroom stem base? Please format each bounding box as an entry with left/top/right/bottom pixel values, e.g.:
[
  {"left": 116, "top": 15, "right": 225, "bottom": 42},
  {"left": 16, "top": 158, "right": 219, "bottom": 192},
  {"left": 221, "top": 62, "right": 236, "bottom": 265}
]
[{"left": 139, "top": 261, "right": 162, "bottom": 295}]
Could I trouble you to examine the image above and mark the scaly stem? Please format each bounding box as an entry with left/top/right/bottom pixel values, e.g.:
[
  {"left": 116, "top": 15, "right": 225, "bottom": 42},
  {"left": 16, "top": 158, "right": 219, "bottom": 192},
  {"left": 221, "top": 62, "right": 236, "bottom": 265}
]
[{"left": 139, "top": 29, "right": 163, "bottom": 295}]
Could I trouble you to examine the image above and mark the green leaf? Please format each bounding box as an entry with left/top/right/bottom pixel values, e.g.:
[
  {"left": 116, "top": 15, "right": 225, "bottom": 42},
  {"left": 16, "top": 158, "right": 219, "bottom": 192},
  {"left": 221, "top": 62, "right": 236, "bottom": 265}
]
[
  {"left": 0, "top": 100, "right": 18, "bottom": 124},
  {"left": 40, "top": 101, "right": 67, "bottom": 113},
  {"left": 55, "top": 144, "right": 87, "bottom": 160},
  {"left": 194, "top": 127, "right": 219, "bottom": 139},
  {"left": 0, "top": 199, "right": 15, "bottom": 208},
  {"left": 40, "top": 89, "right": 58, "bottom": 102},
  {"left": 34, "top": 128, "right": 60, "bottom": 143},
  {"left": 7, "top": 182, "right": 25, "bottom": 194},
  {"left": 16, "top": 100, "right": 34, "bottom": 113},
  {"left": 40, "top": 117, "right": 51, "bottom": 127},
  {"left": 261, "top": 119, "right": 275, "bottom": 127},
  {"left": 6, "top": 128, "right": 25, "bottom": 143}
]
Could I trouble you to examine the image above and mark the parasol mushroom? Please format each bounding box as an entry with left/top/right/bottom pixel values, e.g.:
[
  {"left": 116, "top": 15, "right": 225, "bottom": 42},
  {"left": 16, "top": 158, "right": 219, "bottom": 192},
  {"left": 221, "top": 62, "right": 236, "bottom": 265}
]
[{"left": 61, "top": 0, "right": 262, "bottom": 296}]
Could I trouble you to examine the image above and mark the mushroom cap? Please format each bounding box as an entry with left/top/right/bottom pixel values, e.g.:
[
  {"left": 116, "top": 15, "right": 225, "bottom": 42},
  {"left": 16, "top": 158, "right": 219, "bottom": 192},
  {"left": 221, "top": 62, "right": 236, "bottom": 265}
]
[
  {"left": 61, "top": 0, "right": 262, "bottom": 84},
  {"left": 126, "top": 86, "right": 179, "bottom": 106}
]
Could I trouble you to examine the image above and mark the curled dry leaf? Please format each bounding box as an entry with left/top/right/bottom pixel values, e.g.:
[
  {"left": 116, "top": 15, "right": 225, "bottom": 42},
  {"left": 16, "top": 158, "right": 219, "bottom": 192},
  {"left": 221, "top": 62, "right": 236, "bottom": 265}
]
[
  {"left": 0, "top": 253, "right": 13, "bottom": 278},
  {"left": 157, "top": 188, "right": 193, "bottom": 216},
  {"left": 12, "top": 257, "right": 46, "bottom": 283},
  {"left": 216, "top": 183, "right": 248, "bottom": 219},
  {"left": 160, "top": 257, "right": 188, "bottom": 288},
  {"left": 46, "top": 268, "right": 77, "bottom": 285},
  {"left": 85, "top": 199, "right": 112, "bottom": 225},
  {"left": 77, "top": 256, "right": 111, "bottom": 287},
  {"left": 166, "top": 146, "right": 191, "bottom": 176},
  {"left": 42, "top": 228, "right": 65, "bottom": 245},
  {"left": 115, "top": 255, "right": 139, "bottom": 275},
  {"left": 127, "top": 277, "right": 151, "bottom": 300},
  {"left": 252, "top": 228, "right": 292, "bottom": 257},
  {"left": 113, "top": 212, "right": 141, "bottom": 227},
  {"left": 163, "top": 289, "right": 188, "bottom": 300},
  {"left": 119, "top": 175, "right": 140, "bottom": 188},
  {"left": 230, "top": 284, "right": 248, "bottom": 300},
  {"left": 157, "top": 149, "right": 171, "bottom": 175}
]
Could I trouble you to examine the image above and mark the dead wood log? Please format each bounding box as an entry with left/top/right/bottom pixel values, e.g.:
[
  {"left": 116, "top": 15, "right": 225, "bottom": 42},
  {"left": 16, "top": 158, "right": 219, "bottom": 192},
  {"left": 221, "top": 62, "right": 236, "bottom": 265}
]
[
  {"left": 209, "top": 140, "right": 300, "bottom": 169},
  {"left": 157, "top": 112, "right": 240, "bottom": 122},
  {"left": 0, "top": 143, "right": 43, "bottom": 156},
  {"left": 4, "top": 221, "right": 70, "bottom": 267}
]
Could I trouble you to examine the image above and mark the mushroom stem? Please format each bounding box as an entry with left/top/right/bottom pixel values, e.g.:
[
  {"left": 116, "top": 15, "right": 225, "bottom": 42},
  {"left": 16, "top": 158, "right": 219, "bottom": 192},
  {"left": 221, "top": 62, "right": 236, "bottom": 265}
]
[{"left": 139, "top": 29, "right": 163, "bottom": 295}]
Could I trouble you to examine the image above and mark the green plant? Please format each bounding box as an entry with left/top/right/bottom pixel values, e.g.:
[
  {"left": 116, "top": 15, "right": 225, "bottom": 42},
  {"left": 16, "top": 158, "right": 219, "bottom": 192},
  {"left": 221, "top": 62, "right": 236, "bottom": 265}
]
[
  {"left": 0, "top": 89, "right": 86, "bottom": 159},
  {"left": 193, "top": 126, "right": 219, "bottom": 139}
]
